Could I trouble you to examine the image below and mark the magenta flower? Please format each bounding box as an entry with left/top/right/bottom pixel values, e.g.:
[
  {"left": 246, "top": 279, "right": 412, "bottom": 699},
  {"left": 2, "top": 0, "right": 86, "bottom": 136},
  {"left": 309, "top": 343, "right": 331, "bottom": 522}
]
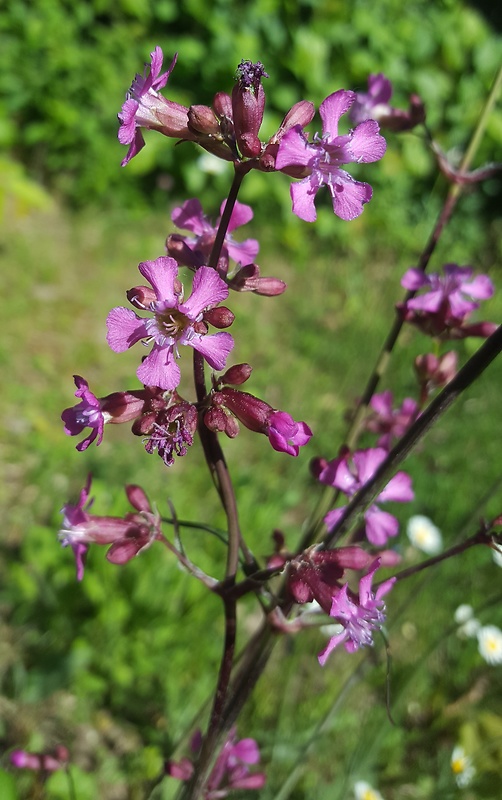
[
  {"left": 118, "top": 47, "right": 194, "bottom": 166},
  {"left": 107, "top": 257, "right": 234, "bottom": 392},
  {"left": 366, "top": 390, "right": 419, "bottom": 450},
  {"left": 10, "top": 746, "right": 69, "bottom": 772},
  {"left": 318, "top": 559, "right": 395, "bottom": 663},
  {"left": 349, "top": 73, "right": 426, "bottom": 131},
  {"left": 275, "top": 90, "right": 386, "bottom": 222},
  {"left": 166, "top": 728, "right": 266, "bottom": 798},
  {"left": 399, "top": 264, "right": 496, "bottom": 339},
  {"left": 287, "top": 545, "right": 376, "bottom": 612},
  {"left": 60, "top": 476, "right": 162, "bottom": 580},
  {"left": 320, "top": 448, "right": 414, "bottom": 546},
  {"left": 62, "top": 376, "right": 149, "bottom": 451},
  {"left": 267, "top": 411, "right": 312, "bottom": 456},
  {"left": 208, "top": 387, "right": 313, "bottom": 456},
  {"left": 61, "top": 376, "right": 105, "bottom": 451},
  {"left": 169, "top": 197, "right": 259, "bottom": 273}
]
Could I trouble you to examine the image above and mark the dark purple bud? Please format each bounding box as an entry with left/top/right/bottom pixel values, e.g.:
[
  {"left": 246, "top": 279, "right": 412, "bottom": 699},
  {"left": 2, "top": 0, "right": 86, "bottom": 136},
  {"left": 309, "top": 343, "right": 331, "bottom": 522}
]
[
  {"left": 232, "top": 60, "right": 268, "bottom": 158},
  {"left": 204, "top": 406, "right": 228, "bottom": 433},
  {"left": 127, "top": 285, "right": 157, "bottom": 308},
  {"left": 204, "top": 306, "right": 235, "bottom": 328},
  {"left": 188, "top": 104, "right": 221, "bottom": 135},
  {"left": 219, "top": 363, "right": 253, "bottom": 386},
  {"left": 213, "top": 92, "right": 233, "bottom": 120}
]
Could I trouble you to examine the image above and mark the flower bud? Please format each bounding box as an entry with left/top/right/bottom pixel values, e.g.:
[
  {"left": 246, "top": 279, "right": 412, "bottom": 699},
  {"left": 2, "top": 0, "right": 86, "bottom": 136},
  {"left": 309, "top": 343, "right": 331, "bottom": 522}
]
[
  {"left": 219, "top": 363, "right": 253, "bottom": 386},
  {"left": 204, "top": 306, "right": 235, "bottom": 328},
  {"left": 228, "top": 263, "right": 286, "bottom": 296},
  {"left": 127, "top": 285, "right": 157, "bottom": 308},
  {"left": 188, "top": 104, "right": 221, "bottom": 135},
  {"left": 232, "top": 60, "right": 268, "bottom": 158}
]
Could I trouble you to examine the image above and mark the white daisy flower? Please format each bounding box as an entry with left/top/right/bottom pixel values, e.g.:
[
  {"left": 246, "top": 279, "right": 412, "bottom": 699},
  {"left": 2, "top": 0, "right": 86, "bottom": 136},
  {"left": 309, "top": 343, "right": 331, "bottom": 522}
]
[
  {"left": 354, "top": 781, "right": 384, "bottom": 800},
  {"left": 492, "top": 547, "right": 502, "bottom": 568},
  {"left": 450, "top": 745, "right": 475, "bottom": 787},
  {"left": 407, "top": 515, "right": 443, "bottom": 554},
  {"left": 477, "top": 624, "right": 502, "bottom": 665}
]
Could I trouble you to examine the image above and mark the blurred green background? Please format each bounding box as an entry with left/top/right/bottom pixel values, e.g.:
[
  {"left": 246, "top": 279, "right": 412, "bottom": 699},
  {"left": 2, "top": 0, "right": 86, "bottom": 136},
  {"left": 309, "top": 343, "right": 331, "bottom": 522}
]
[{"left": 1, "top": 0, "right": 502, "bottom": 798}]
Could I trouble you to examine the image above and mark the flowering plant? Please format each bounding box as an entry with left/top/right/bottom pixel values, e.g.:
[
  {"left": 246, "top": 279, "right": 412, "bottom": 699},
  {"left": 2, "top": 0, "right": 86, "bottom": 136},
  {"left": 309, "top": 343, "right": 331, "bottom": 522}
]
[{"left": 11, "top": 46, "right": 501, "bottom": 799}]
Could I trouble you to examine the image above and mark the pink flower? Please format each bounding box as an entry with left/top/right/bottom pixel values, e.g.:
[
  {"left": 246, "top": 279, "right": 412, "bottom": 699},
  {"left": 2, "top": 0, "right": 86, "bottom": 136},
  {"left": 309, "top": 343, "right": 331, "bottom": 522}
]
[
  {"left": 320, "top": 448, "right": 414, "bottom": 546},
  {"left": 349, "top": 73, "right": 426, "bottom": 131},
  {"left": 399, "top": 264, "right": 496, "bottom": 339},
  {"left": 168, "top": 198, "right": 259, "bottom": 275},
  {"left": 118, "top": 47, "right": 194, "bottom": 166},
  {"left": 10, "top": 746, "right": 69, "bottom": 772},
  {"left": 275, "top": 90, "right": 386, "bottom": 222},
  {"left": 61, "top": 376, "right": 149, "bottom": 451},
  {"left": 106, "top": 257, "right": 234, "bottom": 392},
  {"left": 208, "top": 387, "right": 313, "bottom": 456},
  {"left": 318, "top": 559, "right": 395, "bottom": 663},
  {"left": 60, "top": 476, "right": 162, "bottom": 580},
  {"left": 287, "top": 546, "right": 376, "bottom": 612},
  {"left": 366, "top": 390, "right": 419, "bottom": 450},
  {"left": 166, "top": 728, "right": 266, "bottom": 798}
]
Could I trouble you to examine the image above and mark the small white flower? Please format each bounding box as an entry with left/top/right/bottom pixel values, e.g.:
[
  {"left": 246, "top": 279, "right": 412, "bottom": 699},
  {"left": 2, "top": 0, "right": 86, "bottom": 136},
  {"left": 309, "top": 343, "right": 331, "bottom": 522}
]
[
  {"left": 450, "top": 745, "right": 475, "bottom": 787},
  {"left": 454, "top": 604, "right": 474, "bottom": 624},
  {"left": 457, "top": 618, "right": 481, "bottom": 639},
  {"left": 492, "top": 547, "right": 502, "bottom": 568},
  {"left": 407, "top": 515, "right": 443, "bottom": 554},
  {"left": 477, "top": 624, "right": 502, "bottom": 665},
  {"left": 354, "top": 781, "right": 384, "bottom": 800}
]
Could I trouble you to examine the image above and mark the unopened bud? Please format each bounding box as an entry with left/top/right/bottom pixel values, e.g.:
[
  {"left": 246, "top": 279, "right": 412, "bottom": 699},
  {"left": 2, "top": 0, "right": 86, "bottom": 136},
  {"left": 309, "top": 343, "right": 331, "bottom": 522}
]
[
  {"left": 188, "top": 104, "right": 220, "bottom": 135},
  {"left": 219, "top": 363, "right": 253, "bottom": 386},
  {"left": 127, "top": 285, "right": 156, "bottom": 308},
  {"left": 204, "top": 306, "right": 235, "bottom": 328}
]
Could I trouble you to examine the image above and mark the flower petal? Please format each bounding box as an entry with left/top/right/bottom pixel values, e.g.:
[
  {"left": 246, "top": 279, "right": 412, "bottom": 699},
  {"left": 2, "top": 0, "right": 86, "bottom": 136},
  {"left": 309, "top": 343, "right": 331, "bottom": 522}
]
[
  {"left": 319, "top": 90, "right": 355, "bottom": 139},
  {"left": 180, "top": 266, "right": 229, "bottom": 318},
  {"left": 186, "top": 330, "right": 234, "bottom": 370},
  {"left": 136, "top": 345, "right": 181, "bottom": 391},
  {"left": 106, "top": 307, "right": 150, "bottom": 352},
  {"left": 138, "top": 257, "right": 179, "bottom": 304}
]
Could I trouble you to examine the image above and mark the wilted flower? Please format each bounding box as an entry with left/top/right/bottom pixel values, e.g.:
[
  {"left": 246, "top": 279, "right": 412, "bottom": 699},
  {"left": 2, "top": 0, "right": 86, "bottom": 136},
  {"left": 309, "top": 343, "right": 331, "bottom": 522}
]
[
  {"left": 275, "top": 90, "right": 386, "bottom": 222},
  {"left": 406, "top": 515, "right": 443, "bottom": 555},
  {"left": 451, "top": 745, "right": 476, "bottom": 787},
  {"left": 318, "top": 559, "right": 395, "bottom": 663},
  {"left": 319, "top": 447, "right": 413, "bottom": 546},
  {"left": 107, "top": 257, "right": 234, "bottom": 391},
  {"left": 477, "top": 624, "right": 502, "bottom": 665}
]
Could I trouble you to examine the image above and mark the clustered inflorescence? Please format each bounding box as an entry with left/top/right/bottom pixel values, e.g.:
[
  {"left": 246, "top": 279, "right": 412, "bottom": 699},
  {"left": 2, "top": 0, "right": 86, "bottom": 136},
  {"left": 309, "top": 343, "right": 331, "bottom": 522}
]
[{"left": 45, "top": 48, "right": 500, "bottom": 793}]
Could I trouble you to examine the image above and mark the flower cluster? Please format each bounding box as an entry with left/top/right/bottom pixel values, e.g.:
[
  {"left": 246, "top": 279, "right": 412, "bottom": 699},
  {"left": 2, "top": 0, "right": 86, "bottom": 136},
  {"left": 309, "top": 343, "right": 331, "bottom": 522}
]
[
  {"left": 398, "top": 263, "right": 495, "bottom": 340},
  {"left": 166, "top": 728, "right": 266, "bottom": 798},
  {"left": 318, "top": 447, "right": 414, "bottom": 546},
  {"left": 60, "top": 476, "right": 162, "bottom": 580}
]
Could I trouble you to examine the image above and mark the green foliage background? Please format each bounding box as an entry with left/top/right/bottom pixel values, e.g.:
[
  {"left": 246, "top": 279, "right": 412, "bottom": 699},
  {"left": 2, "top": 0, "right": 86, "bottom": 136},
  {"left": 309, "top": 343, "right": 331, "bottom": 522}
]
[{"left": 1, "top": 1, "right": 502, "bottom": 798}]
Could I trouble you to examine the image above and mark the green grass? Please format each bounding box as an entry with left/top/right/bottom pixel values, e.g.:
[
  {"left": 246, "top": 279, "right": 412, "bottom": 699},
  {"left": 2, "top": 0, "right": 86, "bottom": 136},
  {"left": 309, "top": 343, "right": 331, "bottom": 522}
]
[{"left": 1, "top": 148, "right": 502, "bottom": 799}]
